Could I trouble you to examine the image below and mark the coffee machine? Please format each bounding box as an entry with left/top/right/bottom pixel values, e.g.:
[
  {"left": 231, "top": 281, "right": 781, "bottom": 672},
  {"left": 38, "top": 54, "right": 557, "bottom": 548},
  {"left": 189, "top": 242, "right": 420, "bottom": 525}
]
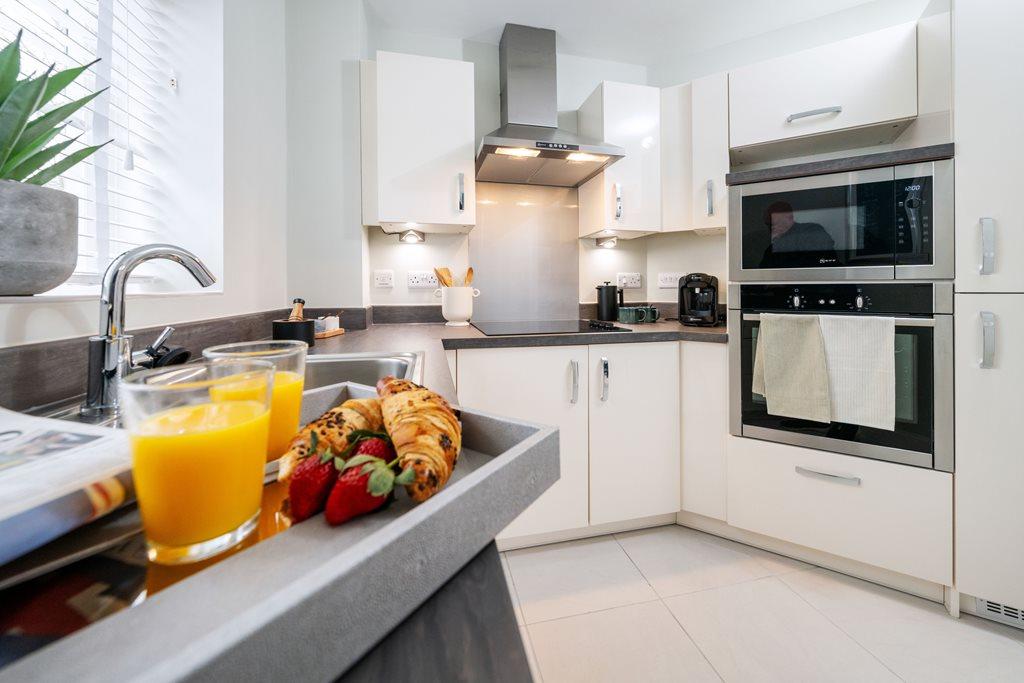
[{"left": 678, "top": 273, "right": 719, "bottom": 327}]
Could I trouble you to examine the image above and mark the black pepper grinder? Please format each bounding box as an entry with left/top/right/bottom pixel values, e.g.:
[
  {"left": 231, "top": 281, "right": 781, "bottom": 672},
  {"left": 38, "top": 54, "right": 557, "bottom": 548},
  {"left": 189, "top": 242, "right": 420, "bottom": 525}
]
[
  {"left": 596, "top": 282, "right": 624, "bottom": 321},
  {"left": 272, "top": 298, "right": 316, "bottom": 346}
]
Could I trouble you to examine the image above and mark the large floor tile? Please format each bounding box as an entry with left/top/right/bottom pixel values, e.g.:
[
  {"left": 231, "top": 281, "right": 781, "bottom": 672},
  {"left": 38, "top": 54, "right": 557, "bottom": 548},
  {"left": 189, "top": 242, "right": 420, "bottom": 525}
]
[
  {"left": 519, "top": 626, "right": 543, "bottom": 682},
  {"left": 528, "top": 601, "right": 720, "bottom": 683},
  {"left": 665, "top": 576, "right": 899, "bottom": 682},
  {"left": 505, "top": 537, "right": 657, "bottom": 623},
  {"left": 690, "top": 528, "right": 811, "bottom": 575},
  {"left": 782, "top": 568, "right": 1024, "bottom": 682},
  {"left": 615, "top": 526, "right": 774, "bottom": 597},
  {"left": 501, "top": 552, "right": 525, "bottom": 625}
]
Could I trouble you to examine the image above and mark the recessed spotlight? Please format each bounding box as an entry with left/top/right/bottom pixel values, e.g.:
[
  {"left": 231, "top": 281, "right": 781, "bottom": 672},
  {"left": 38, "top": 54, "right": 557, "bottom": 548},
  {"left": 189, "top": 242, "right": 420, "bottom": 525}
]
[
  {"left": 566, "top": 152, "right": 608, "bottom": 163},
  {"left": 495, "top": 147, "right": 540, "bottom": 158}
]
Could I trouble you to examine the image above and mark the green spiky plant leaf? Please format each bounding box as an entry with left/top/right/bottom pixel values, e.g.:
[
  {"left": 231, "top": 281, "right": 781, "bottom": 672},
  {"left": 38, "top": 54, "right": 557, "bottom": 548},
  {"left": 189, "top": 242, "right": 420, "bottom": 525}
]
[{"left": 0, "top": 32, "right": 110, "bottom": 184}]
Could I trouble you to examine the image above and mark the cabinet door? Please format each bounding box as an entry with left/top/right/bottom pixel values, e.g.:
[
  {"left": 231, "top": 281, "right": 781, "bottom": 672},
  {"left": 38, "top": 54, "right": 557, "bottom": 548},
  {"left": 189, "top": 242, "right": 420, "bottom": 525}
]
[
  {"left": 955, "top": 294, "right": 1024, "bottom": 606},
  {"left": 456, "top": 346, "right": 589, "bottom": 538},
  {"left": 681, "top": 342, "right": 728, "bottom": 520},
  {"left": 954, "top": 1, "right": 1024, "bottom": 293},
  {"left": 728, "top": 22, "right": 917, "bottom": 149},
  {"left": 660, "top": 83, "right": 692, "bottom": 232},
  {"left": 376, "top": 51, "right": 475, "bottom": 229},
  {"left": 589, "top": 342, "right": 680, "bottom": 524},
  {"left": 690, "top": 73, "right": 729, "bottom": 230}
]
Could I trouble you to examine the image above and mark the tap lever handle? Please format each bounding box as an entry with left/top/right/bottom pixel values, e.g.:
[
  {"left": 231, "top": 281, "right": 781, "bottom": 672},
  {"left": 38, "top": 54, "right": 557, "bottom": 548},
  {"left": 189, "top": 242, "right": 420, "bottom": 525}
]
[{"left": 150, "top": 326, "right": 175, "bottom": 352}]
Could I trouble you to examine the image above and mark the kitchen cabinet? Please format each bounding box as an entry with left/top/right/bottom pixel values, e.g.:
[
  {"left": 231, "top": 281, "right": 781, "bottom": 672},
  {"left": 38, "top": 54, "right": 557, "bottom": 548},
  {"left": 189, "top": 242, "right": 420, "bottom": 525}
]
[
  {"left": 659, "top": 83, "right": 692, "bottom": 231},
  {"left": 360, "top": 51, "right": 475, "bottom": 233},
  {"left": 688, "top": 73, "right": 729, "bottom": 232},
  {"left": 955, "top": 294, "right": 1024, "bottom": 608},
  {"left": 456, "top": 346, "right": 590, "bottom": 539},
  {"left": 728, "top": 22, "right": 918, "bottom": 157},
  {"left": 680, "top": 341, "right": 728, "bottom": 520},
  {"left": 953, "top": 1, "right": 1024, "bottom": 293},
  {"left": 578, "top": 81, "right": 662, "bottom": 238},
  {"left": 727, "top": 436, "right": 952, "bottom": 585},
  {"left": 589, "top": 342, "right": 680, "bottom": 524}
]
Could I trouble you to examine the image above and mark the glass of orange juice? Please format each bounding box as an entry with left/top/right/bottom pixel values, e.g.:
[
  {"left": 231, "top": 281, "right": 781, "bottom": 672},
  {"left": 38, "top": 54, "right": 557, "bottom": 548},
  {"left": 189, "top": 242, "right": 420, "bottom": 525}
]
[
  {"left": 120, "top": 360, "right": 274, "bottom": 564},
  {"left": 202, "top": 340, "right": 307, "bottom": 461}
]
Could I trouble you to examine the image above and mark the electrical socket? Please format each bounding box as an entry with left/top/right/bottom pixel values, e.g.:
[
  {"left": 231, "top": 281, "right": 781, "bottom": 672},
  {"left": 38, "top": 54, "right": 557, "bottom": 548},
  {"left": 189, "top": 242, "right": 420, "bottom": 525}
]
[
  {"left": 407, "top": 270, "right": 438, "bottom": 289},
  {"left": 373, "top": 269, "right": 394, "bottom": 288},
  {"left": 617, "top": 272, "right": 642, "bottom": 289},
  {"left": 658, "top": 272, "right": 684, "bottom": 288}
]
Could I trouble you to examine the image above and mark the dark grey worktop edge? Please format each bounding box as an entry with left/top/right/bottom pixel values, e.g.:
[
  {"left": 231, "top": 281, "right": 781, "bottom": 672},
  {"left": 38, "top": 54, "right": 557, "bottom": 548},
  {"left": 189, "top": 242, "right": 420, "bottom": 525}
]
[
  {"left": 725, "top": 143, "right": 955, "bottom": 186},
  {"left": 441, "top": 328, "right": 727, "bottom": 350}
]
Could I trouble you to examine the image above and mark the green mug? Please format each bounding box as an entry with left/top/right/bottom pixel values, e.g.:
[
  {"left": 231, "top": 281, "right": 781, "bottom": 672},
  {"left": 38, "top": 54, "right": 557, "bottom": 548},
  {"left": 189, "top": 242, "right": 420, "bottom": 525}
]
[
  {"left": 642, "top": 306, "right": 660, "bottom": 322},
  {"left": 617, "top": 307, "right": 648, "bottom": 324}
]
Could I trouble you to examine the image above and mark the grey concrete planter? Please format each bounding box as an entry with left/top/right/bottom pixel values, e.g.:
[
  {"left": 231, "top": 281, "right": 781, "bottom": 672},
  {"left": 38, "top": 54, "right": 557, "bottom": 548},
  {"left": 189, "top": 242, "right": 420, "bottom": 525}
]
[{"left": 0, "top": 180, "right": 79, "bottom": 295}]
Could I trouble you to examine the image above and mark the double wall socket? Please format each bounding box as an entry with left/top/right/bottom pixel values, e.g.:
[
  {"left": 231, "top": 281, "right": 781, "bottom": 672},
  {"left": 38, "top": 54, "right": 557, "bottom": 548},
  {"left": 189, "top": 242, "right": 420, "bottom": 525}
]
[
  {"left": 407, "top": 270, "right": 439, "bottom": 288},
  {"left": 657, "top": 272, "right": 685, "bottom": 289},
  {"left": 373, "top": 269, "right": 394, "bottom": 288},
  {"left": 616, "top": 272, "right": 642, "bottom": 289}
]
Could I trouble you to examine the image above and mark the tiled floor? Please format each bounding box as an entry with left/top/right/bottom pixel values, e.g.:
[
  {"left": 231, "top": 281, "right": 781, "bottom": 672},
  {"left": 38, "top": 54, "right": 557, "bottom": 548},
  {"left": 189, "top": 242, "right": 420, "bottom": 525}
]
[{"left": 501, "top": 525, "right": 1024, "bottom": 682}]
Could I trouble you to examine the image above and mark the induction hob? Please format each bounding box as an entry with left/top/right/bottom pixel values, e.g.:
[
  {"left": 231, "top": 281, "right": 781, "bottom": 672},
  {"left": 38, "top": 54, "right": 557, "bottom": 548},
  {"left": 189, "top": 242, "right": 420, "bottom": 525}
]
[{"left": 471, "top": 319, "right": 632, "bottom": 336}]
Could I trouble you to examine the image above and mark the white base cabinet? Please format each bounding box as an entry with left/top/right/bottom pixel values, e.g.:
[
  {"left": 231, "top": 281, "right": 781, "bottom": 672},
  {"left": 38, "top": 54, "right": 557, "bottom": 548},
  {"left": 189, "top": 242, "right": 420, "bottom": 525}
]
[
  {"left": 955, "top": 294, "right": 1024, "bottom": 607},
  {"left": 680, "top": 341, "right": 728, "bottom": 520}
]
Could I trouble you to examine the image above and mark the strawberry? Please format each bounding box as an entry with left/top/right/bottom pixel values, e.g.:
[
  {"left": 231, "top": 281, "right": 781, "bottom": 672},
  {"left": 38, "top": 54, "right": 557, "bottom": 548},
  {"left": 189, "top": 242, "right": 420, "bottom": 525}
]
[
  {"left": 353, "top": 436, "right": 395, "bottom": 463},
  {"left": 324, "top": 447, "right": 415, "bottom": 526},
  {"left": 288, "top": 432, "right": 337, "bottom": 522}
]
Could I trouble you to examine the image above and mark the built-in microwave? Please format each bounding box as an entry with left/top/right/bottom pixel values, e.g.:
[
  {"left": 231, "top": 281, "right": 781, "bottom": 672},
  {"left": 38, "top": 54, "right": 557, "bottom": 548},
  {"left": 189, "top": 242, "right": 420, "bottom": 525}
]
[{"left": 728, "top": 160, "right": 953, "bottom": 282}]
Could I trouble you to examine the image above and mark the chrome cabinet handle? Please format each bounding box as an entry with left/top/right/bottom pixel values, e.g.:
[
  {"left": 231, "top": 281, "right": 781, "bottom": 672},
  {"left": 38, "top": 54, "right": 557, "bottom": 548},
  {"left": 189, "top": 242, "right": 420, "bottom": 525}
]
[
  {"left": 706, "top": 179, "right": 714, "bottom": 216},
  {"left": 600, "top": 357, "right": 609, "bottom": 401},
  {"left": 614, "top": 183, "right": 622, "bottom": 219},
  {"left": 786, "top": 105, "right": 842, "bottom": 123},
  {"left": 980, "top": 311, "right": 996, "bottom": 369},
  {"left": 979, "top": 217, "right": 995, "bottom": 275},
  {"left": 457, "top": 172, "right": 465, "bottom": 212},
  {"left": 570, "top": 359, "right": 580, "bottom": 404},
  {"left": 795, "top": 465, "right": 861, "bottom": 486}
]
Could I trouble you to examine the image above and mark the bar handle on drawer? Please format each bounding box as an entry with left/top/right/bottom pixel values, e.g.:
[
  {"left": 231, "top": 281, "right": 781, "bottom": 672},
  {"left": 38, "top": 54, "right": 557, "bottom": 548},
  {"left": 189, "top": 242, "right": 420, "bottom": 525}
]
[
  {"left": 614, "top": 183, "right": 623, "bottom": 220},
  {"left": 457, "top": 172, "right": 466, "bottom": 212},
  {"left": 570, "top": 359, "right": 580, "bottom": 404},
  {"left": 706, "top": 179, "right": 714, "bottom": 216},
  {"left": 795, "top": 465, "right": 861, "bottom": 486},
  {"left": 979, "top": 217, "right": 995, "bottom": 274},
  {"left": 980, "top": 311, "right": 996, "bottom": 369},
  {"left": 600, "top": 357, "right": 609, "bottom": 401},
  {"left": 786, "top": 105, "right": 842, "bottom": 123}
]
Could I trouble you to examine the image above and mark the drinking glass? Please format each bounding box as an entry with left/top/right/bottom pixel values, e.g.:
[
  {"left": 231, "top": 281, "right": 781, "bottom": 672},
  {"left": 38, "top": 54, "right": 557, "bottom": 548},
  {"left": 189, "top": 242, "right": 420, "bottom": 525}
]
[
  {"left": 202, "top": 340, "right": 307, "bottom": 461},
  {"left": 120, "top": 360, "right": 274, "bottom": 564}
]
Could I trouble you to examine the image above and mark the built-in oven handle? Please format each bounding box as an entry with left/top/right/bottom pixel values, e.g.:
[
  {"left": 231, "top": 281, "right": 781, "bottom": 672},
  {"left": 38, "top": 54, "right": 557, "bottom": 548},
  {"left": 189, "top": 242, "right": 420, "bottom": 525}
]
[
  {"left": 795, "top": 465, "right": 861, "bottom": 486},
  {"left": 786, "top": 105, "right": 842, "bottom": 123},
  {"left": 979, "top": 217, "right": 995, "bottom": 275},
  {"left": 570, "top": 359, "right": 580, "bottom": 404},
  {"left": 741, "top": 313, "right": 935, "bottom": 327},
  {"left": 980, "top": 311, "right": 996, "bottom": 369}
]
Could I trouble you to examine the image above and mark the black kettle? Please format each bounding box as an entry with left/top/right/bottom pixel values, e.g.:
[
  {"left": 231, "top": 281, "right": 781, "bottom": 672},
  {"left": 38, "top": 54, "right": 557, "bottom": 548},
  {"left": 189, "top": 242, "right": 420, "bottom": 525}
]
[{"left": 596, "top": 281, "right": 624, "bottom": 321}]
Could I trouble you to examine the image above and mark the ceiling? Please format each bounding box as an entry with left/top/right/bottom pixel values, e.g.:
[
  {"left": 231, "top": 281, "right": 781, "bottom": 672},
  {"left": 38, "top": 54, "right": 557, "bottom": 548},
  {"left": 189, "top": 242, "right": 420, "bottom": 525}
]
[{"left": 363, "top": 0, "right": 878, "bottom": 66}]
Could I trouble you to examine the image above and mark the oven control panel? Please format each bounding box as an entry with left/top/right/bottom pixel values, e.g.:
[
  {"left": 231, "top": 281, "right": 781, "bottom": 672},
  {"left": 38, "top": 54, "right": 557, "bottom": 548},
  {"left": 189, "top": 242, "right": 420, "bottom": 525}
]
[{"left": 741, "top": 283, "right": 934, "bottom": 315}]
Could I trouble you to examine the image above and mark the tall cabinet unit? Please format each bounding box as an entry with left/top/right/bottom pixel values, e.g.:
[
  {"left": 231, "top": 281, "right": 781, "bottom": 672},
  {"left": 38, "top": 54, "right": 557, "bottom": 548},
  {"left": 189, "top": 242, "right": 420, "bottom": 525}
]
[
  {"left": 361, "top": 51, "right": 476, "bottom": 233},
  {"left": 953, "top": 0, "right": 1024, "bottom": 612},
  {"left": 689, "top": 73, "right": 730, "bottom": 232},
  {"left": 578, "top": 82, "right": 662, "bottom": 238}
]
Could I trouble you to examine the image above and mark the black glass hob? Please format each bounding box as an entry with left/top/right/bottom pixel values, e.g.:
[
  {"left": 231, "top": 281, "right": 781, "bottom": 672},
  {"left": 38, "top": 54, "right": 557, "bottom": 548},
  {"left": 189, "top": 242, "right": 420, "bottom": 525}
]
[{"left": 471, "top": 319, "right": 632, "bottom": 336}]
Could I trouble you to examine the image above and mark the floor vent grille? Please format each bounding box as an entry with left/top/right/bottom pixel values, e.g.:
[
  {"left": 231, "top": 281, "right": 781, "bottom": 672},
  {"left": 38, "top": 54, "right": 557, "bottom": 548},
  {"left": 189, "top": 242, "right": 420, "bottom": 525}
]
[{"left": 976, "top": 598, "right": 1024, "bottom": 630}]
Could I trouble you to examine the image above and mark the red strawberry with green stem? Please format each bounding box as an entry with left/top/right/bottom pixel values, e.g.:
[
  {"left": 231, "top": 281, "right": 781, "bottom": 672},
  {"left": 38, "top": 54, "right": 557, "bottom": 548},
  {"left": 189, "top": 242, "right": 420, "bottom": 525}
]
[
  {"left": 325, "top": 432, "right": 414, "bottom": 526},
  {"left": 288, "top": 431, "right": 338, "bottom": 522}
]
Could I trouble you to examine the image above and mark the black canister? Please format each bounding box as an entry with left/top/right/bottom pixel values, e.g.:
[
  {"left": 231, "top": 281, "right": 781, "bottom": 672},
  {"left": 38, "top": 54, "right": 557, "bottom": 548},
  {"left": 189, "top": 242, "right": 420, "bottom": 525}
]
[{"left": 596, "top": 281, "right": 624, "bottom": 321}]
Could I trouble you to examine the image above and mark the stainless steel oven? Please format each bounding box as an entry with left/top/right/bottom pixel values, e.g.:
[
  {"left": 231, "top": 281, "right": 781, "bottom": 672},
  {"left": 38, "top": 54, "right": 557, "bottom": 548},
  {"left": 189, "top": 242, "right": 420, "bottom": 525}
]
[
  {"left": 728, "top": 160, "right": 953, "bottom": 282},
  {"left": 728, "top": 282, "right": 953, "bottom": 472}
]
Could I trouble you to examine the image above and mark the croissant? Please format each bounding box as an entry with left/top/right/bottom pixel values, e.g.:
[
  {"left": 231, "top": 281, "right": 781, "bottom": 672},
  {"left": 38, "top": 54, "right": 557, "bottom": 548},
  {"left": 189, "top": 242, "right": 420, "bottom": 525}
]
[
  {"left": 377, "top": 376, "right": 461, "bottom": 502},
  {"left": 277, "top": 398, "right": 383, "bottom": 483}
]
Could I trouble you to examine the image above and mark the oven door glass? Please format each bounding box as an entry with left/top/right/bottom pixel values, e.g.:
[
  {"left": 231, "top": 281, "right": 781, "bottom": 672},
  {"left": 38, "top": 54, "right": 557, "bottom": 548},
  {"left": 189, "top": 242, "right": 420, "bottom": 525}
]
[
  {"left": 740, "top": 317, "right": 933, "bottom": 461},
  {"left": 741, "top": 180, "right": 896, "bottom": 271}
]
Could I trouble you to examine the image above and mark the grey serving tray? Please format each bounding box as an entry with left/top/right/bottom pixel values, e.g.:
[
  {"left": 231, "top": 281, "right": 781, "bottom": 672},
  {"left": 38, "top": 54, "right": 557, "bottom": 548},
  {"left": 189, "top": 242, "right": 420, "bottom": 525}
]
[{"left": 0, "top": 383, "right": 559, "bottom": 682}]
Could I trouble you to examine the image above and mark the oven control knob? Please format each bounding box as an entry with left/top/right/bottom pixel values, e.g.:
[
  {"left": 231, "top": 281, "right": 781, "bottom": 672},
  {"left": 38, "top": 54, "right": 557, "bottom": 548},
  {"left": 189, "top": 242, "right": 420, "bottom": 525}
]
[
  {"left": 792, "top": 295, "right": 801, "bottom": 308},
  {"left": 855, "top": 295, "right": 864, "bottom": 309},
  {"left": 828, "top": 299, "right": 836, "bottom": 305},
  {"left": 818, "top": 299, "right": 826, "bottom": 305}
]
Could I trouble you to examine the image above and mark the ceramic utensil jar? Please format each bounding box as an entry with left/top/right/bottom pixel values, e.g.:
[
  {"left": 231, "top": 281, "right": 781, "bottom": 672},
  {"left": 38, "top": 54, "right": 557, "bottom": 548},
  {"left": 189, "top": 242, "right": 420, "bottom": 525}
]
[{"left": 435, "top": 286, "right": 480, "bottom": 326}]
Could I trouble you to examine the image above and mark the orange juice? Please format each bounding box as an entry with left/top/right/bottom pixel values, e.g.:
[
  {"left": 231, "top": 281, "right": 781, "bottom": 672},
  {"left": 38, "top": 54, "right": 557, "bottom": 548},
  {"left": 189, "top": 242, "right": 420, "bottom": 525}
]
[
  {"left": 210, "top": 370, "right": 304, "bottom": 460},
  {"left": 131, "top": 401, "right": 269, "bottom": 548}
]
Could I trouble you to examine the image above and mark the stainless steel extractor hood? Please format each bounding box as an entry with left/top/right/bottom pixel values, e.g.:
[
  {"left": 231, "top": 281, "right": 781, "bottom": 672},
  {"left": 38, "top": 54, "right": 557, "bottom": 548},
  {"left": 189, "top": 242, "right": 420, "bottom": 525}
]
[{"left": 475, "top": 24, "right": 624, "bottom": 188}]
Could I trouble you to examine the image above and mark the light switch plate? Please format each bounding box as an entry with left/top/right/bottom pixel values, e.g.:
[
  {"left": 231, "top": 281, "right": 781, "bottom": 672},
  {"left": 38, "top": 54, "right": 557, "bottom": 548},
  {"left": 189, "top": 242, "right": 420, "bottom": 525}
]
[
  {"left": 617, "top": 272, "right": 642, "bottom": 289},
  {"left": 374, "top": 269, "right": 394, "bottom": 288},
  {"left": 408, "top": 270, "right": 438, "bottom": 289},
  {"left": 658, "top": 272, "right": 684, "bottom": 288}
]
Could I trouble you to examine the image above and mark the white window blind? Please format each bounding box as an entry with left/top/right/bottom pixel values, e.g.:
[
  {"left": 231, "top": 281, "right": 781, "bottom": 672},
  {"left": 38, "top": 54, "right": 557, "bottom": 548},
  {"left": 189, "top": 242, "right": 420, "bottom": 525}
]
[{"left": 1, "top": 0, "right": 168, "bottom": 289}]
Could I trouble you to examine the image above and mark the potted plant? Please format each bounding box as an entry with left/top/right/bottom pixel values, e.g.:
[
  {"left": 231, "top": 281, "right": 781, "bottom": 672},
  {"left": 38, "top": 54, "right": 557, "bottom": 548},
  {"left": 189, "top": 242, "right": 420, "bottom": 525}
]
[{"left": 0, "top": 30, "right": 110, "bottom": 295}]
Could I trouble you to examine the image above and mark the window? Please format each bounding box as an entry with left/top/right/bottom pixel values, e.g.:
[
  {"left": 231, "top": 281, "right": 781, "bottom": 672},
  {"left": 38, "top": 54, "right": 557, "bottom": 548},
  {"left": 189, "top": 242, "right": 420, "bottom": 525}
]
[{"left": 2, "top": 1, "right": 223, "bottom": 295}]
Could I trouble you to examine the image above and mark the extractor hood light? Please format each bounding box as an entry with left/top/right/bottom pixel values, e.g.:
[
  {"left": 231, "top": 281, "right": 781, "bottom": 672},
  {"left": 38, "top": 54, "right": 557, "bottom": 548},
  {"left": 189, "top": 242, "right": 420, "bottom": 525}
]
[
  {"left": 399, "top": 229, "right": 424, "bottom": 244},
  {"left": 495, "top": 147, "right": 540, "bottom": 158},
  {"left": 566, "top": 152, "right": 608, "bottom": 163},
  {"left": 596, "top": 235, "right": 618, "bottom": 249}
]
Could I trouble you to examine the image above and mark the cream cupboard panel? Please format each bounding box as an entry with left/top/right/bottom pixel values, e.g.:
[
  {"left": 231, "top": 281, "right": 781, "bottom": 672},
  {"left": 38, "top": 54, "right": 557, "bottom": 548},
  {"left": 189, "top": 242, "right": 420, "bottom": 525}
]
[
  {"left": 953, "top": 1, "right": 1024, "bottom": 292},
  {"left": 660, "top": 83, "right": 692, "bottom": 231},
  {"left": 955, "top": 294, "right": 1024, "bottom": 606},
  {"left": 727, "top": 436, "right": 952, "bottom": 585},
  {"left": 680, "top": 341, "right": 728, "bottom": 521},
  {"left": 728, "top": 22, "right": 918, "bottom": 150},
  {"left": 361, "top": 51, "right": 475, "bottom": 233},
  {"left": 689, "top": 73, "right": 729, "bottom": 231},
  {"left": 456, "top": 346, "right": 589, "bottom": 538},
  {"left": 589, "top": 342, "right": 680, "bottom": 524}
]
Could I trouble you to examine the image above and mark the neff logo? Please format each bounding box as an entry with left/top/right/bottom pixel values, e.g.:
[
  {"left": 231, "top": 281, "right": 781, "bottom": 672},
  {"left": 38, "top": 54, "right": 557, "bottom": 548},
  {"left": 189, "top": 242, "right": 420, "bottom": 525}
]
[{"left": 819, "top": 257, "right": 837, "bottom": 264}]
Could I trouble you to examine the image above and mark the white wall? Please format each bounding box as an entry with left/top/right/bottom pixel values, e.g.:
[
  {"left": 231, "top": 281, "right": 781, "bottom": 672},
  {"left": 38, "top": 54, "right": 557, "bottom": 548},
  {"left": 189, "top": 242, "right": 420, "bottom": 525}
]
[
  {"left": 645, "top": 233, "right": 727, "bottom": 303},
  {"left": 579, "top": 237, "right": 647, "bottom": 304},
  {"left": 0, "top": 0, "right": 288, "bottom": 347},
  {"left": 366, "top": 228, "right": 469, "bottom": 305}
]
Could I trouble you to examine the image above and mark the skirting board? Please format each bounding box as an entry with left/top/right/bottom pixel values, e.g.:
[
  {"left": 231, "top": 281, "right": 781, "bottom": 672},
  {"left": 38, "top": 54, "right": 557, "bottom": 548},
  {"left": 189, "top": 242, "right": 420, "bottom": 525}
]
[
  {"left": 495, "top": 514, "right": 677, "bottom": 552},
  {"left": 676, "top": 510, "right": 946, "bottom": 605}
]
